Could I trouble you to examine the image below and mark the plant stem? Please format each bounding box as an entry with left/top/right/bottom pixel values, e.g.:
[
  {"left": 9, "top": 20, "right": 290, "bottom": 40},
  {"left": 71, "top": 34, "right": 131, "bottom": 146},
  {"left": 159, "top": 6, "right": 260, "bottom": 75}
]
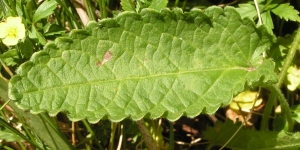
[
  {"left": 168, "top": 122, "right": 174, "bottom": 150},
  {"left": 116, "top": 123, "right": 123, "bottom": 150},
  {"left": 277, "top": 27, "right": 300, "bottom": 87},
  {"left": 98, "top": 0, "right": 107, "bottom": 19},
  {"left": 82, "top": 119, "right": 104, "bottom": 150},
  {"left": 0, "top": 0, "right": 6, "bottom": 15},
  {"left": 253, "top": 0, "right": 262, "bottom": 25},
  {"left": 261, "top": 27, "right": 300, "bottom": 130},
  {"left": 136, "top": 119, "right": 159, "bottom": 150},
  {"left": 268, "top": 85, "right": 293, "bottom": 131},
  {"left": 83, "top": 0, "right": 96, "bottom": 21},
  {"left": 0, "top": 58, "right": 14, "bottom": 76},
  {"left": 109, "top": 122, "right": 117, "bottom": 150},
  {"left": 174, "top": 0, "right": 179, "bottom": 7},
  {"left": 261, "top": 92, "right": 277, "bottom": 130},
  {"left": 55, "top": 0, "right": 80, "bottom": 29},
  {"left": 0, "top": 117, "right": 42, "bottom": 149},
  {"left": 220, "top": 124, "right": 243, "bottom": 150}
]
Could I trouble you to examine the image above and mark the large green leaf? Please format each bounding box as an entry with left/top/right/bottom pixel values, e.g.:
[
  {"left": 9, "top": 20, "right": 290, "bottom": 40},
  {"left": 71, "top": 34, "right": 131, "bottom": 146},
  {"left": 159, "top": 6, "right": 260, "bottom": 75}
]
[
  {"left": 9, "top": 7, "right": 277, "bottom": 123},
  {"left": 204, "top": 120, "right": 300, "bottom": 149}
]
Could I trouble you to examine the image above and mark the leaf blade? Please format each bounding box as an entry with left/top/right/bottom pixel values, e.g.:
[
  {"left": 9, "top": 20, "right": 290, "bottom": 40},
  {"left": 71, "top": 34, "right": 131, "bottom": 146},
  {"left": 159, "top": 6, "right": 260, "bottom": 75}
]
[
  {"left": 9, "top": 7, "right": 277, "bottom": 123},
  {"left": 271, "top": 3, "right": 300, "bottom": 22},
  {"left": 32, "top": 0, "right": 58, "bottom": 23}
]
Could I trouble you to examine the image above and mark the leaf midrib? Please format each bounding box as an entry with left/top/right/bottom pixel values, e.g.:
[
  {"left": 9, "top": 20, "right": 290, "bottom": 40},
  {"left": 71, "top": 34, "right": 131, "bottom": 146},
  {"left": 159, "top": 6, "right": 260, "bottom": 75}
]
[{"left": 22, "top": 66, "right": 250, "bottom": 94}]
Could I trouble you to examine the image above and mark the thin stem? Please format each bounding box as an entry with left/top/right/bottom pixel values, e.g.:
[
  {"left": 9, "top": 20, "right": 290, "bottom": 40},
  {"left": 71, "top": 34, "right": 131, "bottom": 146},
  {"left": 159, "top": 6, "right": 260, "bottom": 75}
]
[
  {"left": 267, "top": 85, "right": 293, "bottom": 131},
  {"left": 116, "top": 123, "right": 123, "bottom": 150},
  {"left": 0, "top": 0, "right": 6, "bottom": 15},
  {"left": 72, "top": 122, "right": 76, "bottom": 146},
  {"left": 136, "top": 119, "right": 159, "bottom": 150},
  {"left": 261, "top": 92, "right": 276, "bottom": 130},
  {"left": 8, "top": 0, "right": 17, "bottom": 16},
  {"left": 0, "top": 99, "right": 10, "bottom": 110},
  {"left": 83, "top": 0, "right": 96, "bottom": 21},
  {"left": 0, "top": 74, "right": 9, "bottom": 82},
  {"left": 0, "top": 58, "right": 13, "bottom": 76},
  {"left": 18, "top": 116, "right": 38, "bottom": 148},
  {"left": 219, "top": 124, "right": 243, "bottom": 150},
  {"left": 17, "top": 140, "right": 27, "bottom": 150},
  {"left": 253, "top": 0, "right": 262, "bottom": 25},
  {"left": 221, "top": 90, "right": 260, "bottom": 149},
  {"left": 168, "top": 121, "right": 174, "bottom": 150},
  {"left": 99, "top": 0, "right": 107, "bottom": 19},
  {"left": 0, "top": 117, "right": 42, "bottom": 149},
  {"left": 261, "top": 27, "right": 300, "bottom": 130},
  {"left": 39, "top": 113, "right": 74, "bottom": 148},
  {"left": 109, "top": 122, "right": 117, "bottom": 150},
  {"left": 174, "top": 0, "right": 179, "bottom": 7},
  {"left": 55, "top": 0, "right": 80, "bottom": 29},
  {"left": 82, "top": 119, "right": 104, "bottom": 150},
  {"left": 277, "top": 27, "right": 300, "bottom": 87},
  {"left": 182, "top": 0, "right": 187, "bottom": 10},
  {"left": 102, "top": 0, "right": 107, "bottom": 18}
]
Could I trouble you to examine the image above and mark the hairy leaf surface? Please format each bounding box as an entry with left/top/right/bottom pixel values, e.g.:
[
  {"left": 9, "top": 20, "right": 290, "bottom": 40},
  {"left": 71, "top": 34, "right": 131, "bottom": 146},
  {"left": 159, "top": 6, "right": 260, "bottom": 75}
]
[
  {"left": 9, "top": 7, "right": 277, "bottom": 123},
  {"left": 204, "top": 120, "right": 300, "bottom": 150}
]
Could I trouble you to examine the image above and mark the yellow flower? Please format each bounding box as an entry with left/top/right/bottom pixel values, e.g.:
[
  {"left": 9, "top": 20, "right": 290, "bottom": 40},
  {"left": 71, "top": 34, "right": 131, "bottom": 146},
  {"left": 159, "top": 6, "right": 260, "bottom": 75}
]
[
  {"left": 230, "top": 90, "right": 262, "bottom": 112},
  {"left": 0, "top": 17, "right": 25, "bottom": 46},
  {"left": 287, "top": 66, "right": 300, "bottom": 91}
]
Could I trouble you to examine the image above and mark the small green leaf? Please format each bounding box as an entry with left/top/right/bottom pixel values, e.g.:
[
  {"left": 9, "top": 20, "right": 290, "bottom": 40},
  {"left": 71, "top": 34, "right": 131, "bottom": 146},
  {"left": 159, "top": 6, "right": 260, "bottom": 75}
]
[
  {"left": 236, "top": 4, "right": 257, "bottom": 19},
  {"left": 269, "top": 33, "right": 295, "bottom": 71},
  {"left": 291, "top": 105, "right": 300, "bottom": 123},
  {"left": 0, "top": 49, "right": 20, "bottom": 66},
  {"left": 0, "top": 125, "right": 21, "bottom": 142},
  {"left": 121, "top": 0, "right": 136, "bottom": 12},
  {"left": 32, "top": 0, "right": 57, "bottom": 23},
  {"left": 9, "top": 7, "right": 277, "bottom": 123},
  {"left": 204, "top": 120, "right": 300, "bottom": 149},
  {"left": 43, "top": 24, "right": 66, "bottom": 37},
  {"left": 271, "top": 3, "right": 300, "bottom": 22},
  {"left": 261, "top": 10, "right": 274, "bottom": 29},
  {"left": 148, "top": 0, "right": 168, "bottom": 11},
  {"left": 18, "top": 37, "right": 34, "bottom": 59},
  {"left": 31, "top": 25, "right": 47, "bottom": 45}
]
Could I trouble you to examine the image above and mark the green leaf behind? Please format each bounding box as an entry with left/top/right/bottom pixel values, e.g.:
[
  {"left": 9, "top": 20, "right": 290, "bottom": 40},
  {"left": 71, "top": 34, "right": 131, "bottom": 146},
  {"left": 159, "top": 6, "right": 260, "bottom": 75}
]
[
  {"left": 121, "top": 0, "right": 136, "bottom": 12},
  {"left": 9, "top": 7, "right": 277, "bottom": 123},
  {"left": 148, "top": 0, "right": 168, "bottom": 11},
  {"left": 271, "top": 3, "right": 300, "bottom": 22},
  {"left": 236, "top": 4, "right": 257, "bottom": 19},
  {"left": 204, "top": 120, "right": 300, "bottom": 150},
  {"left": 0, "top": 126, "right": 21, "bottom": 142},
  {"left": 32, "top": 0, "right": 57, "bottom": 23}
]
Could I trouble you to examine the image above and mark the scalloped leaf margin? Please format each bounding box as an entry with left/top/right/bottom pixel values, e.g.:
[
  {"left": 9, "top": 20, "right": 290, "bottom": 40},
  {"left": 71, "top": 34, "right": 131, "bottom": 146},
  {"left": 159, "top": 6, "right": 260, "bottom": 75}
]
[{"left": 9, "top": 6, "right": 277, "bottom": 123}]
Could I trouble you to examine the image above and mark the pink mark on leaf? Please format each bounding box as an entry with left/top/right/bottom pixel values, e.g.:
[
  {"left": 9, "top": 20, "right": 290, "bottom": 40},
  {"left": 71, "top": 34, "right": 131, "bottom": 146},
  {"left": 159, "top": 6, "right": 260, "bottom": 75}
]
[{"left": 96, "top": 51, "right": 113, "bottom": 67}]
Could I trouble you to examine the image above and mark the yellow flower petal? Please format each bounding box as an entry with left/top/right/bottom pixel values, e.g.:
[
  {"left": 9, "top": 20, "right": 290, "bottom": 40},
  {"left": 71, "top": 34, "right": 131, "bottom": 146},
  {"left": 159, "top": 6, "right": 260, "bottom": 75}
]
[
  {"left": 6, "top": 17, "right": 22, "bottom": 25},
  {"left": 16, "top": 24, "right": 25, "bottom": 39},
  {"left": 0, "top": 22, "right": 8, "bottom": 38},
  {"left": 287, "top": 74, "right": 300, "bottom": 91},
  {"left": 2, "top": 36, "right": 19, "bottom": 46},
  {"left": 230, "top": 90, "right": 262, "bottom": 112}
]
